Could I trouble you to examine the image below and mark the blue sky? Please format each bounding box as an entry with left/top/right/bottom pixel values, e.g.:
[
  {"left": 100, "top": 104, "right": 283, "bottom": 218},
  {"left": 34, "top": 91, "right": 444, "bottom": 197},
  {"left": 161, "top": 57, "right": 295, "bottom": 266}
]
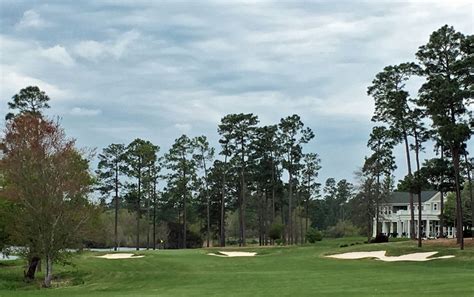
[{"left": 0, "top": 0, "right": 472, "bottom": 185}]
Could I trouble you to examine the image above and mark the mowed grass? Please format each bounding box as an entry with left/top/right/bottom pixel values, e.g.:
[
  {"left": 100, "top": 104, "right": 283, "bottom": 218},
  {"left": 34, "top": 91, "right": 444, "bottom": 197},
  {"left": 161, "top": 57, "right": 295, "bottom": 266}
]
[{"left": 0, "top": 238, "right": 473, "bottom": 297}]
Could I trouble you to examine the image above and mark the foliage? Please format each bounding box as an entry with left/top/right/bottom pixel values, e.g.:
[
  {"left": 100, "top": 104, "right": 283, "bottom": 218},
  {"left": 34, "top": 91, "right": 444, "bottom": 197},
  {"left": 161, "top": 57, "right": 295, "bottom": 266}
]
[
  {"left": 441, "top": 183, "right": 472, "bottom": 228},
  {"left": 268, "top": 223, "right": 284, "bottom": 241},
  {"left": 166, "top": 222, "right": 203, "bottom": 249},
  {"left": 370, "top": 233, "right": 389, "bottom": 243},
  {"left": 5, "top": 86, "right": 50, "bottom": 120},
  {"left": 0, "top": 199, "right": 16, "bottom": 252},
  {"left": 305, "top": 227, "right": 323, "bottom": 243},
  {"left": 0, "top": 114, "right": 94, "bottom": 287},
  {"left": 325, "top": 221, "right": 360, "bottom": 238}
]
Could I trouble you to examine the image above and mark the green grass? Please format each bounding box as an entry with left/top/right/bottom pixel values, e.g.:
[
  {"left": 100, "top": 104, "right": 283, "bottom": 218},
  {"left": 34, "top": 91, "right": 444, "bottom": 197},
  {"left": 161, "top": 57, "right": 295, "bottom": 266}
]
[{"left": 0, "top": 238, "right": 473, "bottom": 297}]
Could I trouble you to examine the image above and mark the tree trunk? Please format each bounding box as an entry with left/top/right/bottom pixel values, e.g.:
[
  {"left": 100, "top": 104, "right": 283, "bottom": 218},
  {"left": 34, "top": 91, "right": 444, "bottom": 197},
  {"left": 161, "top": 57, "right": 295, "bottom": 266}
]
[
  {"left": 376, "top": 172, "right": 380, "bottom": 235},
  {"left": 220, "top": 154, "right": 227, "bottom": 247},
  {"left": 43, "top": 256, "right": 53, "bottom": 288},
  {"left": 417, "top": 190, "right": 422, "bottom": 247},
  {"left": 136, "top": 168, "right": 141, "bottom": 251},
  {"left": 288, "top": 169, "right": 293, "bottom": 245},
  {"left": 271, "top": 159, "right": 276, "bottom": 224},
  {"left": 114, "top": 163, "right": 119, "bottom": 251},
  {"left": 299, "top": 191, "right": 303, "bottom": 245},
  {"left": 240, "top": 145, "right": 246, "bottom": 247},
  {"left": 439, "top": 148, "right": 444, "bottom": 238},
  {"left": 153, "top": 179, "right": 157, "bottom": 250},
  {"left": 414, "top": 129, "right": 422, "bottom": 248},
  {"left": 183, "top": 167, "right": 187, "bottom": 249},
  {"left": 239, "top": 175, "right": 245, "bottom": 247},
  {"left": 258, "top": 191, "right": 263, "bottom": 246},
  {"left": 24, "top": 256, "right": 40, "bottom": 281},
  {"left": 146, "top": 191, "right": 150, "bottom": 250},
  {"left": 452, "top": 147, "right": 464, "bottom": 250},
  {"left": 264, "top": 190, "right": 268, "bottom": 245},
  {"left": 403, "top": 132, "right": 415, "bottom": 239},
  {"left": 464, "top": 153, "right": 473, "bottom": 240},
  {"left": 367, "top": 195, "right": 372, "bottom": 242}
]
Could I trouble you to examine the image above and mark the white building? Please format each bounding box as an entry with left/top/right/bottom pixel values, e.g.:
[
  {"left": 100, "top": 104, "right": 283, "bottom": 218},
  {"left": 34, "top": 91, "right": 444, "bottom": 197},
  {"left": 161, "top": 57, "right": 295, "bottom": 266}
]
[{"left": 372, "top": 191, "right": 456, "bottom": 238}]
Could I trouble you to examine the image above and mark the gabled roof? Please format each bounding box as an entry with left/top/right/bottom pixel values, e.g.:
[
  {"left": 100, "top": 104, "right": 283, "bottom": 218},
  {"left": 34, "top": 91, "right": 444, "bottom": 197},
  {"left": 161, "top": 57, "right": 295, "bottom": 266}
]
[{"left": 387, "top": 191, "right": 438, "bottom": 204}]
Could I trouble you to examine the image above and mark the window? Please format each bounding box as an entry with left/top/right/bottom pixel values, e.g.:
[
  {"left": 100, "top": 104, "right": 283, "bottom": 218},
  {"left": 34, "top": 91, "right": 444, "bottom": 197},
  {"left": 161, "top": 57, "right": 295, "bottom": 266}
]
[{"left": 433, "top": 203, "right": 437, "bottom": 211}]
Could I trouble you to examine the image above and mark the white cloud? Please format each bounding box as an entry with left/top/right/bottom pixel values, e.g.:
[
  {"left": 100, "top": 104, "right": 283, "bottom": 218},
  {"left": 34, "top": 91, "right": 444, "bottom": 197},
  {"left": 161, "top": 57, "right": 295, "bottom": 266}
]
[
  {"left": 15, "top": 10, "right": 47, "bottom": 30},
  {"left": 2, "top": 1, "right": 472, "bottom": 183},
  {"left": 73, "top": 30, "right": 140, "bottom": 61},
  {"left": 41, "top": 45, "right": 75, "bottom": 67},
  {"left": 0, "top": 70, "right": 67, "bottom": 100},
  {"left": 73, "top": 40, "right": 107, "bottom": 61},
  {"left": 174, "top": 123, "right": 192, "bottom": 132},
  {"left": 70, "top": 107, "right": 102, "bottom": 116}
]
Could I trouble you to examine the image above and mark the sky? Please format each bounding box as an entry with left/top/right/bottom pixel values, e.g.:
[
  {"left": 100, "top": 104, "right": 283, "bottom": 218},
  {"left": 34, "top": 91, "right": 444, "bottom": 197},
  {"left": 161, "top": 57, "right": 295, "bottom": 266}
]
[{"left": 0, "top": 0, "right": 472, "bottom": 185}]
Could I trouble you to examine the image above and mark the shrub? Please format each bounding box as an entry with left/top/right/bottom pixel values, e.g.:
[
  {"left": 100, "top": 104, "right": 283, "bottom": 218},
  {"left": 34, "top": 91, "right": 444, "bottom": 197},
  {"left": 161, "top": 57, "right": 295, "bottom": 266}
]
[
  {"left": 167, "top": 222, "right": 203, "bottom": 248},
  {"left": 325, "top": 221, "right": 361, "bottom": 238},
  {"left": 269, "top": 223, "right": 284, "bottom": 241},
  {"left": 305, "top": 228, "right": 323, "bottom": 243},
  {"left": 370, "top": 233, "right": 389, "bottom": 243},
  {"left": 463, "top": 229, "right": 472, "bottom": 238},
  {"left": 226, "top": 239, "right": 238, "bottom": 246}
]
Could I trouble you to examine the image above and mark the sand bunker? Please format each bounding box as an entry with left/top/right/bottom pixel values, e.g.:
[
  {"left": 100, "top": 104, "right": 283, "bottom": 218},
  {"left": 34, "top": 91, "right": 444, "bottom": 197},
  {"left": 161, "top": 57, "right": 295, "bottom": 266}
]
[
  {"left": 326, "top": 250, "right": 454, "bottom": 262},
  {"left": 207, "top": 251, "right": 257, "bottom": 257},
  {"left": 96, "top": 253, "right": 144, "bottom": 260}
]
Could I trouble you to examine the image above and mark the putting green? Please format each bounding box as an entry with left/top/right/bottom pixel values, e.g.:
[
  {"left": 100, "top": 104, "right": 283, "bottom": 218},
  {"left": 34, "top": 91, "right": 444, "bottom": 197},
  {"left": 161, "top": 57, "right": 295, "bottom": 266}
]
[{"left": 0, "top": 238, "right": 473, "bottom": 297}]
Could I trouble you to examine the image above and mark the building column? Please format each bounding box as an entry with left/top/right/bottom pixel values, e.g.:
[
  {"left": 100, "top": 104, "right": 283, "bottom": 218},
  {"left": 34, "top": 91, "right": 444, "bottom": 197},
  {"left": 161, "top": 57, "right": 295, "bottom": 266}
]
[
  {"left": 397, "top": 221, "right": 401, "bottom": 237},
  {"left": 407, "top": 220, "right": 410, "bottom": 238},
  {"left": 426, "top": 219, "right": 430, "bottom": 237}
]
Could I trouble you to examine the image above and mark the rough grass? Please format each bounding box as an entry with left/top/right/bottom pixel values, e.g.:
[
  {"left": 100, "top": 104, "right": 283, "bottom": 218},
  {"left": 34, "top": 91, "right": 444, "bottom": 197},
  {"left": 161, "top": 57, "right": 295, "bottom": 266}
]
[{"left": 0, "top": 238, "right": 473, "bottom": 297}]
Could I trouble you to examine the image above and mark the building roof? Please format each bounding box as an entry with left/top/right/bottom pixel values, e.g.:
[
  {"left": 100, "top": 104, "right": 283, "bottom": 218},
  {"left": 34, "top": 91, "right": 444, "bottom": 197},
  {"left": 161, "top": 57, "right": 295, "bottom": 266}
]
[{"left": 387, "top": 191, "right": 438, "bottom": 204}]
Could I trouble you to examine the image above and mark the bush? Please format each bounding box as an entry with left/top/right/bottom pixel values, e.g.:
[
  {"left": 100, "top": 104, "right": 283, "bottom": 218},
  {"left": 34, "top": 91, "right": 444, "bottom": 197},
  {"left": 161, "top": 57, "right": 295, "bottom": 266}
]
[
  {"left": 325, "top": 221, "right": 361, "bottom": 238},
  {"left": 463, "top": 229, "right": 472, "bottom": 238},
  {"left": 226, "top": 239, "right": 238, "bottom": 246},
  {"left": 268, "top": 223, "right": 284, "bottom": 241},
  {"left": 370, "top": 233, "right": 388, "bottom": 243},
  {"left": 167, "top": 222, "right": 203, "bottom": 249},
  {"left": 305, "top": 228, "right": 323, "bottom": 243}
]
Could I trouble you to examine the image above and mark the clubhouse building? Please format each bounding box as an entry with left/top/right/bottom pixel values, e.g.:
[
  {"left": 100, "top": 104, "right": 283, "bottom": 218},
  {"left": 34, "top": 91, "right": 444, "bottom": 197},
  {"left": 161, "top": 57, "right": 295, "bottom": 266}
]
[{"left": 372, "top": 191, "right": 457, "bottom": 238}]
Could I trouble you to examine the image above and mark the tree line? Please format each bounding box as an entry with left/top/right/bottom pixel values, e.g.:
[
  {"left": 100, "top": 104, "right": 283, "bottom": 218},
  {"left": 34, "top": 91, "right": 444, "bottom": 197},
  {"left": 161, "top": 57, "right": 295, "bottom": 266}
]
[{"left": 95, "top": 113, "right": 322, "bottom": 250}]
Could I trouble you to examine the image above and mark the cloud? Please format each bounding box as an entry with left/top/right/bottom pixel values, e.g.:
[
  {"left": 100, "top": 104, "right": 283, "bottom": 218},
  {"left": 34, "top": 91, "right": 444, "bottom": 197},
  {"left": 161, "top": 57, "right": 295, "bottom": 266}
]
[
  {"left": 1, "top": 1, "right": 472, "bottom": 183},
  {"left": 174, "top": 123, "right": 192, "bottom": 133},
  {"left": 70, "top": 107, "right": 102, "bottom": 116},
  {"left": 15, "top": 10, "right": 48, "bottom": 30},
  {"left": 73, "top": 30, "right": 140, "bottom": 61},
  {"left": 0, "top": 70, "right": 68, "bottom": 101},
  {"left": 41, "top": 45, "right": 75, "bottom": 67}
]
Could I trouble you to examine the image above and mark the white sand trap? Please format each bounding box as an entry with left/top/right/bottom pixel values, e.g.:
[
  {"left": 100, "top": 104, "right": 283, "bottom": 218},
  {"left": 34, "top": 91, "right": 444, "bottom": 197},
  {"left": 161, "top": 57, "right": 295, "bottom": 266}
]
[
  {"left": 326, "top": 251, "right": 454, "bottom": 262},
  {"left": 207, "top": 251, "right": 257, "bottom": 257},
  {"left": 96, "top": 253, "right": 144, "bottom": 260}
]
